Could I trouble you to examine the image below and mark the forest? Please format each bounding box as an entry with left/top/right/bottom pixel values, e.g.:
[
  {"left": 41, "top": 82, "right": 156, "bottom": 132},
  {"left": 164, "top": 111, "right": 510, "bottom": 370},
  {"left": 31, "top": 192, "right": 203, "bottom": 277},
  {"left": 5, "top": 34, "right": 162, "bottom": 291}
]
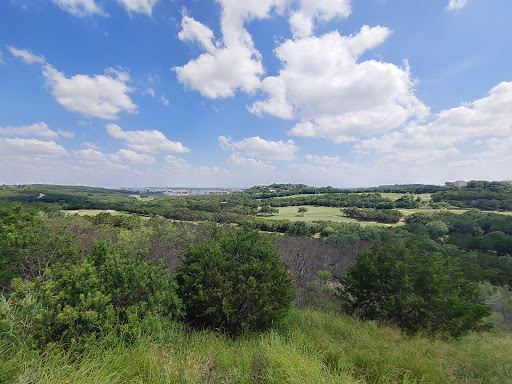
[{"left": 1, "top": 181, "right": 512, "bottom": 383}]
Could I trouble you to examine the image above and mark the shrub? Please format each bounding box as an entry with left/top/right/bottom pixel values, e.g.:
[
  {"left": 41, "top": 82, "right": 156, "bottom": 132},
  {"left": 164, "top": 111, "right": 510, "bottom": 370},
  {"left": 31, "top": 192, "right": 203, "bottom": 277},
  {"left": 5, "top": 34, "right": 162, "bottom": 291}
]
[
  {"left": 338, "top": 242, "right": 491, "bottom": 337},
  {"left": 175, "top": 228, "right": 294, "bottom": 334},
  {"left": 2, "top": 241, "right": 181, "bottom": 348}
]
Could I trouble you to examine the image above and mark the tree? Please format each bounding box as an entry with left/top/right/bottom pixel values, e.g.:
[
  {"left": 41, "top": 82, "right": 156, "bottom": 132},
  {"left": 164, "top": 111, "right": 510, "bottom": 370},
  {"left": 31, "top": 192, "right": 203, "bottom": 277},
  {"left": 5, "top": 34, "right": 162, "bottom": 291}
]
[
  {"left": 338, "top": 242, "right": 491, "bottom": 337},
  {"left": 298, "top": 207, "right": 308, "bottom": 216},
  {"left": 259, "top": 204, "right": 279, "bottom": 216},
  {"left": 174, "top": 228, "right": 294, "bottom": 334}
]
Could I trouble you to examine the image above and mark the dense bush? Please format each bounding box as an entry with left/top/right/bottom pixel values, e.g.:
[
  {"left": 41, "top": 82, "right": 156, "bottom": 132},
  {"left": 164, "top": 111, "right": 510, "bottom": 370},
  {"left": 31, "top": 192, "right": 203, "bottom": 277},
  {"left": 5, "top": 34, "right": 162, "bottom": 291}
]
[
  {"left": 175, "top": 228, "right": 294, "bottom": 334},
  {"left": 338, "top": 242, "right": 491, "bottom": 337},
  {"left": 2, "top": 241, "right": 181, "bottom": 348}
]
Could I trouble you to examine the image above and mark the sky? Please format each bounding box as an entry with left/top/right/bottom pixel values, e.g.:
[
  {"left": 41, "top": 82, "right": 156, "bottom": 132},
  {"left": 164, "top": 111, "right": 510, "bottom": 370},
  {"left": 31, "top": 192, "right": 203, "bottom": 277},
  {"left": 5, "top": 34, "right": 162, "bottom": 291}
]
[{"left": 0, "top": 0, "right": 511, "bottom": 188}]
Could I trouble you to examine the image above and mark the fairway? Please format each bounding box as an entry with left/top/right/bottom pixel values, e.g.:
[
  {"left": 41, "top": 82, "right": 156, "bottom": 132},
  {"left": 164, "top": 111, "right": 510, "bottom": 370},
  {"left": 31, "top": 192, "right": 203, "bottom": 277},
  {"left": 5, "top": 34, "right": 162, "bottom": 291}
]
[{"left": 263, "top": 205, "right": 386, "bottom": 226}]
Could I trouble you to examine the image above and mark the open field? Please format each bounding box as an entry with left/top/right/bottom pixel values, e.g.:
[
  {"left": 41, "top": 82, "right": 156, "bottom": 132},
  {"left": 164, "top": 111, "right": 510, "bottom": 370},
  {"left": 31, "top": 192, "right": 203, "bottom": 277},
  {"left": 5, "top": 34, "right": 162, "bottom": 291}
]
[
  {"left": 61, "top": 209, "right": 131, "bottom": 216},
  {"left": 262, "top": 206, "right": 386, "bottom": 226},
  {"left": 273, "top": 192, "right": 432, "bottom": 200}
]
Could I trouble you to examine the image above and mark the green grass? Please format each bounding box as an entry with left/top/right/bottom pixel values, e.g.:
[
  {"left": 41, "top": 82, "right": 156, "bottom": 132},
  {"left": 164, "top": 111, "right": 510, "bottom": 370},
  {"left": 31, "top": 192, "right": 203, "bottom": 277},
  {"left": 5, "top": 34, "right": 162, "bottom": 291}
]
[
  {"left": 61, "top": 209, "right": 131, "bottom": 216},
  {"left": 2, "top": 309, "right": 511, "bottom": 383},
  {"left": 264, "top": 206, "right": 386, "bottom": 227},
  {"left": 273, "top": 193, "right": 432, "bottom": 201}
]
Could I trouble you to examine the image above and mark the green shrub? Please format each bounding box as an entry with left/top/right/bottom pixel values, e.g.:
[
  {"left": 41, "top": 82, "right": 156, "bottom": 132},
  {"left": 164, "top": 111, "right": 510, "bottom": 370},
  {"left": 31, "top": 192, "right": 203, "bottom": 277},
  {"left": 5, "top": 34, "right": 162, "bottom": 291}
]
[
  {"left": 338, "top": 242, "right": 491, "bottom": 337},
  {"left": 2, "top": 241, "right": 181, "bottom": 348},
  {"left": 175, "top": 228, "right": 294, "bottom": 334}
]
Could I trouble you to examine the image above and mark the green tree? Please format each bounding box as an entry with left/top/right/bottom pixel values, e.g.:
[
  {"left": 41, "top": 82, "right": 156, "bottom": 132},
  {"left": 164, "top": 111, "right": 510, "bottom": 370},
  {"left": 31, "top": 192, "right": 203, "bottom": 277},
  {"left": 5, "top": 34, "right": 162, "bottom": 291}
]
[
  {"left": 174, "top": 228, "right": 294, "bottom": 334},
  {"left": 338, "top": 242, "right": 491, "bottom": 337},
  {"left": 298, "top": 207, "right": 308, "bottom": 216}
]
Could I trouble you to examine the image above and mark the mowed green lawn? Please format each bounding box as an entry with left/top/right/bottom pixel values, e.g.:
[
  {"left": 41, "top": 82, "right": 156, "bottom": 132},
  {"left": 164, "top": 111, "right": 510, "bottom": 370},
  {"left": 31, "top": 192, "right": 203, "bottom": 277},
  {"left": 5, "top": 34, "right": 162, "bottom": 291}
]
[{"left": 263, "top": 206, "right": 386, "bottom": 226}]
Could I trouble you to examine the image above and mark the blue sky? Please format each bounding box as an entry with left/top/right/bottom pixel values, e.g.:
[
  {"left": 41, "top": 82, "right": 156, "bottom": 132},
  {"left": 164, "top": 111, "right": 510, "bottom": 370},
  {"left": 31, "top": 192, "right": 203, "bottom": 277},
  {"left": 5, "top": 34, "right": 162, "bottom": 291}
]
[{"left": 1, "top": 0, "right": 511, "bottom": 188}]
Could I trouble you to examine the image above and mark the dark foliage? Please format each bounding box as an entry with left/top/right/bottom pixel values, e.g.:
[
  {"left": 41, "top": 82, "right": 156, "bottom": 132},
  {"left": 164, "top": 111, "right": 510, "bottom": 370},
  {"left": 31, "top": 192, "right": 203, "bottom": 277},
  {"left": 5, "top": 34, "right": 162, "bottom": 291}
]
[
  {"left": 338, "top": 242, "right": 491, "bottom": 337},
  {"left": 174, "top": 228, "right": 294, "bottom": 334}
]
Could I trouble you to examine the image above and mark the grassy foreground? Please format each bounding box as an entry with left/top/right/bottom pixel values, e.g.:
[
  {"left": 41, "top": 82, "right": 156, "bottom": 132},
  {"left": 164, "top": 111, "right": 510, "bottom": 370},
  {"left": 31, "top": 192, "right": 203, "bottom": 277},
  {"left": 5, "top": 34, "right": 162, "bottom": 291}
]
[{"left": 2, "top": 309, "right": 511, "bottom": 384}]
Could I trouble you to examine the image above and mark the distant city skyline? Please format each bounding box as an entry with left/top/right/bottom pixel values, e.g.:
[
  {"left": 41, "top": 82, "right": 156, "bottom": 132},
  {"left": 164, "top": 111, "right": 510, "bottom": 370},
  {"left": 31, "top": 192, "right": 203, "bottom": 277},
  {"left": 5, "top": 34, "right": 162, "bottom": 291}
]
[{"left": 1, "top": 0, "right": 511, "bottom": 188}]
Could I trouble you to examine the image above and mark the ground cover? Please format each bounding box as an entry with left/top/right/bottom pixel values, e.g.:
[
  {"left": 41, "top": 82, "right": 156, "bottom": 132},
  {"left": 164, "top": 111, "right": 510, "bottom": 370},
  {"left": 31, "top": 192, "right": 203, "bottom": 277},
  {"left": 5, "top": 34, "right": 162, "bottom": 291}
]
[
  {"left": 2, "top": 309, "right": 510, "bottom": 384},
  {"left": 263, "top": 206, "right": 386, "bottom": 226},
  {"left": 61, "top": 209, "right": 130, "bottom": 216}
]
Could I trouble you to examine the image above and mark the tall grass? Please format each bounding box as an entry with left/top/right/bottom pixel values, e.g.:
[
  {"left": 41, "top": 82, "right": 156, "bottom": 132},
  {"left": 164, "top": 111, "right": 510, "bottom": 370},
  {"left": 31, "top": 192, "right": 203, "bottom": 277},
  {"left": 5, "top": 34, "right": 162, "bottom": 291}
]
[{"left": 1, "top": 309, "right": 511, "bottom": 383}]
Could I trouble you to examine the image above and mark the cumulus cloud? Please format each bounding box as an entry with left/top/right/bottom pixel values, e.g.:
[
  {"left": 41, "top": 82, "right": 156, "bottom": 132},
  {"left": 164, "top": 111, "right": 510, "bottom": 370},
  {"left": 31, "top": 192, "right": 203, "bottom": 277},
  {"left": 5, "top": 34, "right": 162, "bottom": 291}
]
[
  {"left": 51, "top": 0, "right": 107, "bottom": 17},
  {"left": 72, "top": 148, "right": 109, "bottom": 162},
  {"left": 305, "top": 154, "right": 346, "bottom": 166},
  {"left": 289, "top": 0, "right": 351, "bottom": 39},
  {"left": 161, "top": 96, "right": 169, "bottom": 106},
  {"left": 73, "top": 148, "right": 155, "bottom": 165},
  {"left": 227, "top": 153, "right": 276, "bottom": 170},
  {"left": 7, "top": 46, "right": 45, "bottom": 64},
  {"left": 112, "top": 149, "right": 155, "bottom": 165},
  {"left": 82, "top": 142, "right": 102, "bottom": 150},
  {"left": 42, "top": 64, "right": 137, "bottom": 120},
  {"left": 116, "top": 0, "right": 159, "bottom": 16},
  {"left": 106, "top": 124, "right": 189, "bottom": 154},
  {"left": 219, "top": 136, "right": 299, "bottom": 161},
  {"left": 0, "top": 122, "right": 58, "bottom": 139},
  {"left": 174, "top": 1, "right": 286, "bottom": 98},
  {"left": 355, "top": 81, "right": 512, "bottom": 163},
  {"left": 0, "top": 138, "right": 67, "bottom": 158},
  {"left": 199, "top": 166, "right": 230, "bottom": 177},
  {"left": 445, "top": 0, "right": 470, "bottom": 12},
  {"left": 250, "top": 26, "right": 428, "bottom": 142},
  {"left": 57, "top": 129, "right": 75, "bottom": 138},
  {"left": 164, "top": 155, "right": 191, "bottom": 168}
]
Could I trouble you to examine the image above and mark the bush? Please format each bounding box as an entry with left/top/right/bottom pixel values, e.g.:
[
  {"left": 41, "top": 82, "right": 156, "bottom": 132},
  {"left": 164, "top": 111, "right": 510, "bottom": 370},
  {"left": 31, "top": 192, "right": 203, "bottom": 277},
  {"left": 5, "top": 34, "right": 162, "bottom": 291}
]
[
  {"left": 174, "top": 228, "right": 294, "bottom": 334},
  {"left": 338, "top": 242, "right": 491, "bottom": 337},
  {"left": 2, "top": 241, "right": 181, "bottom": 348}
]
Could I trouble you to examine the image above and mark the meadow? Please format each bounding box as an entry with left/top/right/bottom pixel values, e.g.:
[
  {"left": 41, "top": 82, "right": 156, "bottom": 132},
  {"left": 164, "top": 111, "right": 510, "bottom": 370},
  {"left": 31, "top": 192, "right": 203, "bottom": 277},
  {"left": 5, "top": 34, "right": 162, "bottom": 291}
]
[
  {"left": 2, "top": 309, "right": 511, "bottom": 384},
  {"left": 264, "top": 205, "right": 386, "bottom": 226}
]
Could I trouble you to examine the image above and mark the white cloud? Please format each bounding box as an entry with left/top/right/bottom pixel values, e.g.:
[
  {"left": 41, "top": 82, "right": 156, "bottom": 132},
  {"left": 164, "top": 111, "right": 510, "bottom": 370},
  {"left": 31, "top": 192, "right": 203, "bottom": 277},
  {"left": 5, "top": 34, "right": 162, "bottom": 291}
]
[
  {"left": 174, "top": 1, "right": 286, "bottom": 98},
  {"left": 219, "top": 136, "right": 299, "bottom": 161},
  {"left": 42, "top": 64, "right": 137, "bottom": 120},
  {"left": 199, "top": 166, "right": 230, "bottom": 177},
  {"left": 145, "top": 88, "right": 155, "bottom": 97},
  {"left": 0, "top": 138, "right": 67, "bottom": 158},
  {"left": 82, "top": 142, "right": 101, "bottom": 150},
  {"left": 0, "top": 50, "right": 4, "bottom": 64},
  {"left": 57, "top": 129, "right": 75, "bottom": 138},
  {"left": 445, "top": 0, "right": 470, "bottom": 12},
  {"left": 0, "top": 122, "right": 58, "bottom": 139},
  {"left": 356, "top": 81, "right": 512, "bottom": 160},
  {"left": 251, "top": 27, "right": 428, "bottom": 142},
  {"left": 305, "top": 154, "right": 347, "bottom": 166},
  {"left": 289, "top": 0, "right": 351, "bottom": 39},
  {"left": 381, "top": 147, "right": 460, "bottom": 164},
  {"left": 73, "top": 148, "right": 155, "bottom": 165},
  {"left": 7, "top": 46, "right": 45, "bottom": 64},
  {"left": 106, "top": 124, "right": 189, "bottom": 154},
  {"left": 112, "top": 149, "right": 155, "bottom": 165},
  {"left": 227, "top": 153, "right": 276, "bottom": 170},
  {"left": 73, "top": 148, "right": 109, "bottom": 162},
  {"left": 51, "top": 0, "right": 106, "bottom": 17},
  {"left": 164, "top": 155, "right": 191, "bottom": 168},
  {"left": 161, "top": 96, "right": 169, "bottom": 106},
  {"left": 116, "top": 0, "right": 159, "bottom": 16}
]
